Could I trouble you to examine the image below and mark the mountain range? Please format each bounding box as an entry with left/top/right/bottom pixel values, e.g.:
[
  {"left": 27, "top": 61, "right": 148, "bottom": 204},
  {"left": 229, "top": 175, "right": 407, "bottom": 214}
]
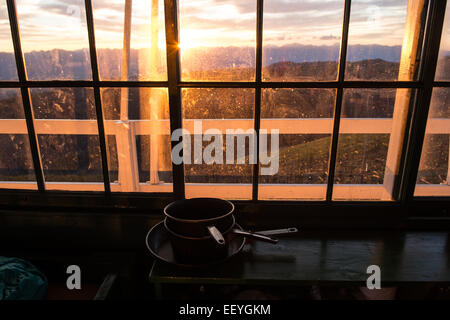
[{"left": 2, "top": 44, "right": 445, "bottom": 81}]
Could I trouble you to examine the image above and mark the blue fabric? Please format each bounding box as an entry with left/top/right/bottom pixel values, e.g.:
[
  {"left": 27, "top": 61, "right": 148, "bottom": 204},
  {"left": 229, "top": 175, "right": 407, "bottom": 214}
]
[{"left": 0, "top": 257, "right": 47, "bottom": 300}]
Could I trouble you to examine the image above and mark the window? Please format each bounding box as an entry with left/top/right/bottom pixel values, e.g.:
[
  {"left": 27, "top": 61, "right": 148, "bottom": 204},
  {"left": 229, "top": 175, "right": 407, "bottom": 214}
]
[
  {"left": 415, "top": 3, "right": 450, "bottom": 197},
  {"left": 0, "top": 0, "right": 448, "bottom": 211}
]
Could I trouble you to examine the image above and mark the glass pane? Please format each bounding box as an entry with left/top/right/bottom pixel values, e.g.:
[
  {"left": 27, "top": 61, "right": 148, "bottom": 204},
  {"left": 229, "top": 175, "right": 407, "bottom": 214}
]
[
  {"left": 333, "top": 89, "right": 411, "bottom": 200},
  {"left": 345, "top": 0, "right": 409, "bottom": 81},
  {"left": 435, "top": 3, "right": 450, "bottom": 81},
  {"left": 182, "top": 88, "right": 255, "bottom": 199},
  {"left": 93, "top": 0, "right": 167, "bottom": 81},
  {"left": 0, "top": 134, "right": 35, "bottom": 183},
  {"left": 30, "top": 88, "right": 103, "bottom": 189},
  {"left": 415, "top": 88, "right": 450, "bottom": 196},
  {"left": 335, "top": 134, "right": 389, "bottom": 184},
  {"left": 179, "top": 0, "right": 256, "bottom": 81},
  {"left": 259, "top": 89, "right": 335, "bottom": 200},
  {"left": 38, "top": 135, "right": 103, "bottom": 184},
  {"left": 0, "top": 88, "right": 35, "bottom": 187},
  {"left": 263, "top": 0, "right": 343, "bottom": 81},
  {"left": 135, "top": 134, "right": 172, "bottom": 184},
  {"left": 0, "top": 2, "right": 18, "bottom": 80},
  {"left": 16, "top": 0, "right": 92, "bottom": 80},
  {"left": 101, "top": 88, "right": 172, "bottom": 191},
  {"left": 31, "top": 88, "right": 96, "bottom": 119},
  {"left": 0, "top": 88, "right": 24, "bottom": 119}
]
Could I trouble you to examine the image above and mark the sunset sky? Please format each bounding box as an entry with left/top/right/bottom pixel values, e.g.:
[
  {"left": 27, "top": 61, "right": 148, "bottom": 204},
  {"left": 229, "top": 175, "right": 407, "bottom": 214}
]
[{"left": 0, "top": 0, "right": 448, "bottom": 53}]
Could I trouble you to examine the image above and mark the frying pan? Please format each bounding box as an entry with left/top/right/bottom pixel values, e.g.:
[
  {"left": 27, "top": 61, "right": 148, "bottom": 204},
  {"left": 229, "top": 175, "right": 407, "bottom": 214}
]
[{"left": 164, "top": 219, "right": 289, "bottom": 264}]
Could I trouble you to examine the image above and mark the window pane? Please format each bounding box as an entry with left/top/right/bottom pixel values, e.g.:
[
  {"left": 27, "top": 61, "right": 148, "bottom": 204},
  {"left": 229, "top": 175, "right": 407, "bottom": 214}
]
[
  {"left": 0, "top": 134, "right": 35, "bottom": 184},
  {"left": 415, "top": 88, "right": 450, "bottom": 196},
  {"left": 345, "top": 0, "right": 409, "bottom": 81},
  {"left": 16, "top": 0, "right": 92, "bottom": 80},
  {"left": 179, "top": 0, "right": 256, "bottom": 81},
  {"left": 0, "top": 2, "right": 18, "bottom": 80},
  {"left": 0, "top": 89, "right": 35, "bottom": 186},
  {"left": 335, "top": 133, "right": 389, "bottom": 184},
  {"left": 31, "top": 88, "right": 96, "bottom": 120},
  {"left": 435, "top": 3, "right": 450, "bottom": 81},
  {"left": 93, "top": 0, "right": 167, "bottom": 81},
  {"left": 0, "top": 88, "right": 24, "bottom": 119},
  {"left": 101, "top": 88, "right": 172, "bottom": 192},
  {"left": 259, "top": 88, "right": 335, "bottom": 200},
  {"left": 30, "top": 88, "right": 103, "bottom": 189},
  {"left": 333, "top": 89, "right": 411, "bottom": 200},
  {"left": 263, "top": 0, "right": 343, "bottom": 81},
  {"left": 182, "top": 88, "right": 254, "bottom": 199},
  {"left": 38, "top": 135, "right": 103, "bottom": 184}
]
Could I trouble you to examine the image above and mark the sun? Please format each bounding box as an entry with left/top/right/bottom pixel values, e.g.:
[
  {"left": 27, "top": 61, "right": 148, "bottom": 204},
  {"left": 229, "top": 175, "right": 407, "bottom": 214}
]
[
  {"left": 178, "top": 29, "right": 205, "bottom": 58},
  {"left": 178, "top": 29, "right": 202, "bottom": 49}
]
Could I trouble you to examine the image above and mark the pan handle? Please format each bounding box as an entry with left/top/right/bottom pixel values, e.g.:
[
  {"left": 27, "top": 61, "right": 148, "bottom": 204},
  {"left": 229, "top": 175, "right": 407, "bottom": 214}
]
[
  {"left": 232, "top": 229, "right": 278, "bottom": 244},
  {"left": 255, "top": 227, "right": 298, "bottom": 236},
  {"left": 207, "top": 226, "right": 226, "bottom": 245}
]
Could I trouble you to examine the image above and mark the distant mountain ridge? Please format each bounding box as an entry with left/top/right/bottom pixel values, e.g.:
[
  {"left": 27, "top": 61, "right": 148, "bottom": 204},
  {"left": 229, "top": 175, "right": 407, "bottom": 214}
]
[
  {"left": 0, "top": 45, "right": 448, "bottom": 80},
  {"left": 181, "top": 44, "right": 403, "bottom": 71}
]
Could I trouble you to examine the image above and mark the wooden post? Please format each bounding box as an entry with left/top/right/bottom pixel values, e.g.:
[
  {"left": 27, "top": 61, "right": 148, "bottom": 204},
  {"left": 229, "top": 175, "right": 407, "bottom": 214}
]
[
  {"left": 139, "top": 0, "right": 171, "bottom": 185},
  {"left": 120, "top": 0, "right": 132, "bottom": 121},
  {"left": 149, "top": 0, "right": 161, "bottom": 184},
  {"left": 383, "top": 0, "right": 426, "bottom": 199},
  {"left": 117, "top": 0, "right": 139, "bottom": 191}
]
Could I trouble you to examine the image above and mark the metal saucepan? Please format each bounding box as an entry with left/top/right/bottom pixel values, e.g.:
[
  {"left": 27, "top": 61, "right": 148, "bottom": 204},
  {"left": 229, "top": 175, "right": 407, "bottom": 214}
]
[
  {"left": 164, "top": 198, "right": 282, "bottom": 245},
  {"left": 164, "top": 198, "right": 299, "bottom": 244},
  {"left": 164, "top": 198, "right": 235, "bottom": 244}
]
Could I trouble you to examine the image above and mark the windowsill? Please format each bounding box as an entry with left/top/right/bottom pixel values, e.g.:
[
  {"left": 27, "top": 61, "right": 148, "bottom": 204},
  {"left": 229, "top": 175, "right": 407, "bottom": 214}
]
[{"left": 149, "top": 231, "right": 450, "bottom": 285}]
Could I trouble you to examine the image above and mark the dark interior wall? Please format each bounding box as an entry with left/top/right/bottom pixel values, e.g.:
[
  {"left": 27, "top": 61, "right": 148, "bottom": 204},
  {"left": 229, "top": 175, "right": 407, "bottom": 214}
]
[{"left": 0, "top": 210, "right": 160, "bottom": 252}]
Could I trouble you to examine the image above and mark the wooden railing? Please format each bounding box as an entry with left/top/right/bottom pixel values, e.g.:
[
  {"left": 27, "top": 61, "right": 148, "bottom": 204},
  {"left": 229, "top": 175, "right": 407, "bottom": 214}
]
[{"left": 0, "top": 117, "right": 448, "bottom": 199}]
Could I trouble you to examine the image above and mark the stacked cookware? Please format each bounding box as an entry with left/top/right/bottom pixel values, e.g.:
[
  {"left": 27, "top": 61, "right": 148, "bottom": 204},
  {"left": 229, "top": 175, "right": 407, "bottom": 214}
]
[{"left": 163, "top": 198, "right": 279, "bottom": 264}]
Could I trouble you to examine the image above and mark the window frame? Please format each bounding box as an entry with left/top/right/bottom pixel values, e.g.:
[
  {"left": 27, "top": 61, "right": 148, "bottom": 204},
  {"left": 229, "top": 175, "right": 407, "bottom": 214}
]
[{"left": 0, "top": 0, "right": 449, "bottom": 226}]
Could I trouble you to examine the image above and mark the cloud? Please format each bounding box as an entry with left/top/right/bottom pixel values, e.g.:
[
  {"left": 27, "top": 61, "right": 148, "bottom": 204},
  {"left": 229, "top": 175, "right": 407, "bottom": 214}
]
[
  {"left": 264, "top": 0, "right": 343, "bottom": 14},
  {"left": 8, "top": 0, "right": 413, "bottom": 51},
  {"left": 320, "top": 35, "right": 340, "bottom": 40}
]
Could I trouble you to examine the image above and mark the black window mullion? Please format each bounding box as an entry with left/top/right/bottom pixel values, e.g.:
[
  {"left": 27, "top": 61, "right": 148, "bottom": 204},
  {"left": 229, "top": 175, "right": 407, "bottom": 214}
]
[
  {"left": 6, "top": 0, "right": 45, "bottom": 191},
  {"left": 0, "top": 80, "right": 169, "bottom": 88},
  {"left": 85, "top": 0, "right": 111, "bottom": 193},
  {"left": 0, "top": 80, "right": 424, "bottom": 89},
  {"left": 252, "top": 0, "right": 264, "bottom": 201},
  {"left": 164, "top": 0, "right": 185, "bottom": 199},
  {"left": 399, "top": 0, "right": 447, "bottom": 203},
  {"left": 326, "top": 0, "right": 351, "bottom": 201},
  {"left": 178, "top": 81, "right": 420, "bottom": 89},
  {"left": 433, "top": 81, "right": 450, "bottom": 87}
]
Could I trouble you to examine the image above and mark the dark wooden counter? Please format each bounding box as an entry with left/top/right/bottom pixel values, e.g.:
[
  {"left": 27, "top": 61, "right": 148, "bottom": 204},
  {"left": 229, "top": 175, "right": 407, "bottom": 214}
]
[{"left": 149, "top": 231, "right": 450, "bottom": 288}]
